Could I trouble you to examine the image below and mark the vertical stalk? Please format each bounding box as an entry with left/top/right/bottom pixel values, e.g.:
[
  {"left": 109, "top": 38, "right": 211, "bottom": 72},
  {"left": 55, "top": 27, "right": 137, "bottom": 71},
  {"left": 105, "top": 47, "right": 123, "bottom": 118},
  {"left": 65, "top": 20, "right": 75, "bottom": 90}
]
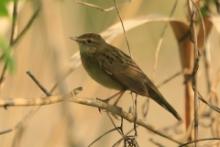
[{"left": 188, "top": 0, "right": 200, "bottom": 146}]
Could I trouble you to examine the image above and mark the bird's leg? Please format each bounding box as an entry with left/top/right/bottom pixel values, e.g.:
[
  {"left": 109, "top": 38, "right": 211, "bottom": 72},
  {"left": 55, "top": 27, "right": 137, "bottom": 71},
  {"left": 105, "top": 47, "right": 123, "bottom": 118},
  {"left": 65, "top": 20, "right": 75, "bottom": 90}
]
[
  {"left": 113, "top": 91, "right": 125, "bottom": 105},
  {"left": 133, "top": 93, "right": 138, "bottom": 136},
  {"left": 97, "top": 90, "right": 125, "bottom": 104},
  {"left": 96, "top": 91, "right": 124, "bottom": 113}
]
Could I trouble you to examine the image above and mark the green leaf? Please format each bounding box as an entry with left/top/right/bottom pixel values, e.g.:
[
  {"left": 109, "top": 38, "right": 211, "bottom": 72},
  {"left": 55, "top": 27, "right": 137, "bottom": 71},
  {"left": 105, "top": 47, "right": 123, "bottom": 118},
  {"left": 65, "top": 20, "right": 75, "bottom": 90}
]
[
  {"left": 0, "top": 0, "right": 10, "bottom": 17},
  {"left": 4, "top": 53, "right": 16, "bottom": 73},
  {"left": 0, "top": 6, "right": 8, "bottom": 16},
  {"left": 0, "top": 36, "right": 16, "bottom": 73},
  {"left": 0, "top": 36, "right": 8, "bottom": 50}
]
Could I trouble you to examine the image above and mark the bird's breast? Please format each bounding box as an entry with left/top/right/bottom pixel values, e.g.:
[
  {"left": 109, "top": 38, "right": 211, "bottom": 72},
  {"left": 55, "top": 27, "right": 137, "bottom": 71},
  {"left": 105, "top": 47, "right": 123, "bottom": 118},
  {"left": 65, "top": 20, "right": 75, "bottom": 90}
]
[{"left": 80, "top": 52, "right": 124, "bottom": 90}]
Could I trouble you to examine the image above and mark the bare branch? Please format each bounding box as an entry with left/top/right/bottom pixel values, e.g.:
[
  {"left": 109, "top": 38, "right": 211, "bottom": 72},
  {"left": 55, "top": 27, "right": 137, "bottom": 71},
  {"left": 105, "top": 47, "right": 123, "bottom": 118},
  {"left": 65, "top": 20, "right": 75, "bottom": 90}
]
[
  {"left": 0, "top": 95, "right": 181, "bottom": 144},
  {"left": 0, "top": 128, "right": 13, "bottom": 135},
  {"left": 26, "top": 71, "right": 51, "bottom": 96},
  {"left": 179, "top": 138, "right": 220, "bottom": 147}
]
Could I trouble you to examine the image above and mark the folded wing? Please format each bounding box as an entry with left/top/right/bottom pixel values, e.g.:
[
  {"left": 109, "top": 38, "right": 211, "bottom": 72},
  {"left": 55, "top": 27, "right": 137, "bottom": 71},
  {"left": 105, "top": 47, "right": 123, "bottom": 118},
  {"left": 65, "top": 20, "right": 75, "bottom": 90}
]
[{"left": 96, "top": 46, "right": 181, "bottom": 120}]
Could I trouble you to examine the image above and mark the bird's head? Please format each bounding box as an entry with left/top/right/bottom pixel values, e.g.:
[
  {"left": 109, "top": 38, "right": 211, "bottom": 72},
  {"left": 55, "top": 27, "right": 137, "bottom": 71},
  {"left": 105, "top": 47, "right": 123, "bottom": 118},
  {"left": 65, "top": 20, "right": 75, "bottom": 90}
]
[{"left": 71, "top": 33, "right": 105, "bottom": 51}]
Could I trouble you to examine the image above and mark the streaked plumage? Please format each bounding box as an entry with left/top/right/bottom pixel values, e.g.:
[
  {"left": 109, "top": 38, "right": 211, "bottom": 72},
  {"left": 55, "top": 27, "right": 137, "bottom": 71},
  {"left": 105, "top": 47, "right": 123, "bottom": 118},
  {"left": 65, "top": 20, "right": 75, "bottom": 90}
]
[{"left": 72, "top": 33, "right": 181, "bottom": 121}]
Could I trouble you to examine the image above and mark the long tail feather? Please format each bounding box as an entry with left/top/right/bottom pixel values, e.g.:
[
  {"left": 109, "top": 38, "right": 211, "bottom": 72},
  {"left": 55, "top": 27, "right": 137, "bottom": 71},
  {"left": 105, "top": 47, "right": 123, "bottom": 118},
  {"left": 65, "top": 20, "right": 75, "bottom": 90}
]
[{"left": 148, "top": 88, "right": 182, "bottom": 121}]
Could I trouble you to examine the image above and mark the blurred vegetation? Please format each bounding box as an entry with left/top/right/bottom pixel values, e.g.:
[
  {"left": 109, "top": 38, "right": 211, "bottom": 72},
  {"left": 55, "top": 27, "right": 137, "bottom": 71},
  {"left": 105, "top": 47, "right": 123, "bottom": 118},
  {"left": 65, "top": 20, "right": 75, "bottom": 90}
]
[
  {"left": 0, "top": 0, "right": 220, "bottom": 147},
  {"left": 0, "top": 0, "right": 10, "bottom": 16},
  {"left": 0, "top": 36, "right": 15, "bottom": 73}
]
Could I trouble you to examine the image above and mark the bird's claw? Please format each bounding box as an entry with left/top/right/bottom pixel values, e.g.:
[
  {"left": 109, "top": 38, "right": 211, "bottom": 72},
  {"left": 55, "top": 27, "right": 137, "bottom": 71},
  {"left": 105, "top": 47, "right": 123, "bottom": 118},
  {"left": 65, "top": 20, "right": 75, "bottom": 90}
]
[{"left": 96, "top": 97, "right": 111, "bottom": 103}]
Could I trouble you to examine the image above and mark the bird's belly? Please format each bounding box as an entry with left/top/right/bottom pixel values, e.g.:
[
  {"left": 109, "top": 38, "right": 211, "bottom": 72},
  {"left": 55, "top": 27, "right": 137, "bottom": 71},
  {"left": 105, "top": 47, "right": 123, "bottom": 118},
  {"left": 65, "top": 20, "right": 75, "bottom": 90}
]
[{"left": 81, "top": 55, "right": 124, "bottom": 90}]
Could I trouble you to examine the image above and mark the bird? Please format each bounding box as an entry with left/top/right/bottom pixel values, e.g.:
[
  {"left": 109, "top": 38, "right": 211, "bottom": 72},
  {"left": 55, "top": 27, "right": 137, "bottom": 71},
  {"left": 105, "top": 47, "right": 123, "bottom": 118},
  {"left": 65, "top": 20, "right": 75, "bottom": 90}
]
[{"left": 71, "top": 33, "right": 181, "bottom": 121}]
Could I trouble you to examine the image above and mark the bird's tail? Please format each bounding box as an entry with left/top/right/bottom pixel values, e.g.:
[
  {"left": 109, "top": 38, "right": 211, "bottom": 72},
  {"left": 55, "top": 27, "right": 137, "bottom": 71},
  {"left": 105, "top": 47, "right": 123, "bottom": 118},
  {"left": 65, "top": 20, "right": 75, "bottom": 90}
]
[{"left": 148, "top": 87, "right": 182, "bottom": 121}]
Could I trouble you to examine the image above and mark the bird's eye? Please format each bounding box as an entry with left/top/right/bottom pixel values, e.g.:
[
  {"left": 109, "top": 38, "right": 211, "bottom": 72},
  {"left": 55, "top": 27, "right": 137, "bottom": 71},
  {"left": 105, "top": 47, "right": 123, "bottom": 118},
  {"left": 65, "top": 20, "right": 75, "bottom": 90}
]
[{"left": 86, "top": 39, "right": 92, "bottom": 44}]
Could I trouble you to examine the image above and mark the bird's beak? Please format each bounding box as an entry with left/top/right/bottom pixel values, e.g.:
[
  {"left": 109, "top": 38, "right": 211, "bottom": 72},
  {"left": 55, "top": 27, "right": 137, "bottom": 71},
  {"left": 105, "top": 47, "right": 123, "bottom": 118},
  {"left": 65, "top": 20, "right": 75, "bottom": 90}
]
[{"left": 70, "top": 36, "right": 80, "bottom": 42}]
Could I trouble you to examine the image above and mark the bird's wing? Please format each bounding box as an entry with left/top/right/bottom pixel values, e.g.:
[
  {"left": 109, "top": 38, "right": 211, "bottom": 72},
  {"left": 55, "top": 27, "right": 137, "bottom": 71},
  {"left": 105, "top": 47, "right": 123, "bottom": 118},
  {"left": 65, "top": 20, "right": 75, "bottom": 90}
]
[
  {"left": 96, "top": 46, "right": 181, "bottom": 120},
  {"left": 95, "top": 46, "right": 149, "bottom": 96}
]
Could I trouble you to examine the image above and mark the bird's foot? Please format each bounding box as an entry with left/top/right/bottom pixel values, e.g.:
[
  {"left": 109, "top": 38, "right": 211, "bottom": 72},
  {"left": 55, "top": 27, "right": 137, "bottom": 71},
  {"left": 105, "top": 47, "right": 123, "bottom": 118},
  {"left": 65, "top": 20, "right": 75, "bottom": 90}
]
[
  {"left": 97, "top": 91, "right": 125, "bottom": 105},
  {"left": 96, "top": 97, "right": 112, "bottom": 103},
  {"left": 96, "top": 97, "right": 120, "bottom": 107},
  {"left": 96, "top": 97, "right": 112, "bottom": 113}
]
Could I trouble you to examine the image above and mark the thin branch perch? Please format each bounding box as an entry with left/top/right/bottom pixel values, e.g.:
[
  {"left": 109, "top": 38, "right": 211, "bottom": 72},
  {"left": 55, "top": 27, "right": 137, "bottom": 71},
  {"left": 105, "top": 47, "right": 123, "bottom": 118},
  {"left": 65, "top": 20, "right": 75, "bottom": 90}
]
[{"left": 0, "top": 95, "right": 181, "bottom": 144}]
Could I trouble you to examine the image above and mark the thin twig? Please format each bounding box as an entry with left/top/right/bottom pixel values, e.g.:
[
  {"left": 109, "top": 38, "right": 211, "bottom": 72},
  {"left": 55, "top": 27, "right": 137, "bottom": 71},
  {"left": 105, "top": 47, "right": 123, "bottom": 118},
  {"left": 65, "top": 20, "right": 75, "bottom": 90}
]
[
  {"left": 107, "top": 113, "right": 123, "bottom": 136},
  {"left": 159, "top": 121, "right": 182, "bottom": 134},
  {"left": 12, "top": 7, "right": 41, "bottom": 46},
  {"left": 179, "top": 137, "right": 220, "bottom": 147},
  {"left": 149, "top": 138, "right": 165, "bottom": 147},
  {"left": 10, "top": 0, "right": 18, "bottom": 45},
  {"left": 12, "top": 125, "right": 25, "bottom": 147},
  {"left": 0, "top": 6, "right": 40, "bottom": 85},
  {"left": 88, "top": 127, "right": 120, "bottom": 147},
  {"left": 26, "top": 71, "right": 51, "bottom": 96},
  {"left": 112, "top": 128, "right": 134, "bottom": 147},
  {"left": 197, "top": 91, "right": 220, "bottom": 113},
  {"left": 113, "top": 0, "right": 131, "bottom": 57},
  {"left": 203, "top": 48, "right": 212, "bottom": 93},
  {"left": 0, "top": 0, "right": 18, "bottom": 85},
  {"left": 157, "top": 70, "right": 184, "bottom": 88},
  {"left": 0, "top": 128, "right": 13, "bottom": 135},
  {"left": 76, "top": 1, "right": 116, "bottom": 12},
  {"left": 0, "top": 95, "right": 182, "bottom": 144},
  {"left": 153, "top": 0, "right": 178, "bottom": 71},
  {"left": 11, "top": 70, "right": 51, "bottom": 146},
  {"left": 141, "top": 98, "right": 150, "bottom": 119},
  {"left": 0, "top": 70, "right": 73, "bottom": 136},
  {"left": 134, "top": 94, "right": 137, "bottom": 136},
  {"left": 75, "top": 0, "right": 131, "bottom": 56}
]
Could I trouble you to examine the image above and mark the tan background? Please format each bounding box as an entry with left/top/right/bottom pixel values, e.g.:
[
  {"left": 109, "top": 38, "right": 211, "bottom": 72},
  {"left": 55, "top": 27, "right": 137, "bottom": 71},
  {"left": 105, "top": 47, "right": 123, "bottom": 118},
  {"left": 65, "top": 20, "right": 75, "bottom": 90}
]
[{"left": 0, "top": 0, "right": 220, "bottom": 146}]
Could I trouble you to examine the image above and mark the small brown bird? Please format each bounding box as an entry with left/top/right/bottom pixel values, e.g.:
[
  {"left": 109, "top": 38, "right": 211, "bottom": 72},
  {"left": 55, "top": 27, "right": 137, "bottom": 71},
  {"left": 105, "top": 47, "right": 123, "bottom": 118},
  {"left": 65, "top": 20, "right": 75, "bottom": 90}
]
[{"left": 71, "top": 33, "right": 181, "bottom": 121}]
